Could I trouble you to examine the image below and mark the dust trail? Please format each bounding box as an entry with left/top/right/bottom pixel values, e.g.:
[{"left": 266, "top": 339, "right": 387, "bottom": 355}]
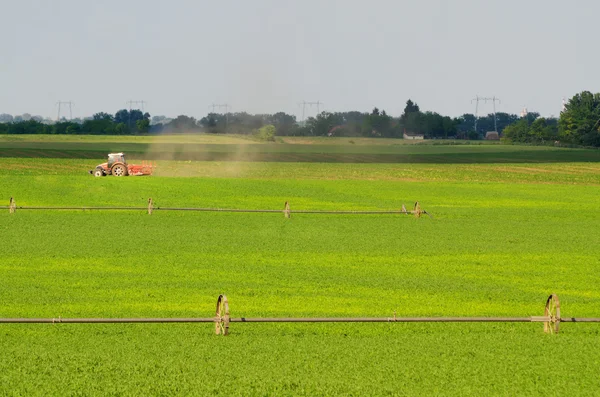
[{"left": 145, "top": 132, "right": 263, "bottom": 177}]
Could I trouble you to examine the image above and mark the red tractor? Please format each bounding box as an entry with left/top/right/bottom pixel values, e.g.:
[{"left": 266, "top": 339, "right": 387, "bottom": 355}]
[{"left": 89, "top": 153, "right": 155, "bottom": 177}]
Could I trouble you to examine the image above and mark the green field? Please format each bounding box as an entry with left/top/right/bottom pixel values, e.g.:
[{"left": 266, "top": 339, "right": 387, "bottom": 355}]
[
  {"left": 1, "top": 134, "right": 599, "bottom": 163},
  {"left": 1, "top": 138, "right": 599, "bottom": 395}
]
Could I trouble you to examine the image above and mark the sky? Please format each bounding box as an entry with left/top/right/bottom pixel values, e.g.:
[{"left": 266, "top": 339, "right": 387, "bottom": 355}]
[{"left": 1, "top": 0, "right": 598, "bottom": 120}]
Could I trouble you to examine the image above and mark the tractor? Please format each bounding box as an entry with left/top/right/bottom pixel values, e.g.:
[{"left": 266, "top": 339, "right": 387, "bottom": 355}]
[{"left": 89, "top": 153, "right": 155, "bottom": 177}]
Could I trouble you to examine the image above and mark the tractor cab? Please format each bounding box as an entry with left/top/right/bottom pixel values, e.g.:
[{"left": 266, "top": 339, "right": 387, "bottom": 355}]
[{"left": 108, "top": 153, "right": 126, "bottom": 167}]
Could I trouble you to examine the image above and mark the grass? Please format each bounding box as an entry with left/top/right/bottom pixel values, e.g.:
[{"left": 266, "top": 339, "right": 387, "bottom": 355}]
[{"left": 1, "top": 154, "right": 599, "bottom": 395}]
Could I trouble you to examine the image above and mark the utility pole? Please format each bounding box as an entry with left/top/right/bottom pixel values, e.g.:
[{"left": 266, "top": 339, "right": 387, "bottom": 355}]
[
  {"left": 471, "top": 96, "right": 501, "bottom": 134},
  {"left": 56, "top": 101, "right": 74, "bottom": 121},
  {"left": 299, "top": 101, "right": 323, "bottom": 124}
]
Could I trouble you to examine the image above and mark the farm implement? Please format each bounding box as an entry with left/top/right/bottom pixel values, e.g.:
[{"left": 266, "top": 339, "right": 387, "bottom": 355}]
[{"left": 89, "top": 152, "right": 155, "bottom": 177}]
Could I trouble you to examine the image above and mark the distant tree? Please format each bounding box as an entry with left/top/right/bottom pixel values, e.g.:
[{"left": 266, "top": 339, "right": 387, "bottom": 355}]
[
  {"left": 151, "top": 115, "right": 167, "bottom": 125},
  {"left": 0, "top": 114, "right": 13, "bottom": 123},
  {"left": 400, "top": 100, "right": 423, "bottom": 135},
  {"left": 271, "top": 112, "right": 297, "bottom": 136},
  {"left": 402, "top": 100, "right": 420, "bottom": 115},
  {"left": 502, "top": 117, "right": 557, "bottom": 144},
  {"left": 66, "top": 124, "right": 81, "bottom": 134},
  {"left": 529, "top": 118, "right": 557, "bottom": 142},
  {"left": 136, "top": 119, "right": 150, "bottom": 133},
  {"left": 455, "top": 114, "right": 476, "bottom": 137},
  {"left": 93, "top": 112, "right": 114, "bottom": 121},
  {"left": 161, "top": 115, "right": 200, "bottom": 133},
  {"left": 502, "top": 118, "right": 530, "bottom": 142},
  {"left": 114, "top": 109, "right": 129, "bottom": 125},
  {"left": 7, "top": 119, "right": 48, "bottom": 134},
  {"left": 112, "top": 109, "right": 150, "bottom": 133},
  {"left": 115, "top": 123, "right": 128, "bottom": 135},
  {"left": 199, "top": 113, "right": 221, "bottom": 131},
  {"left": 300, "top": 112, "right": 345, "bottom": 136},
  {"left": 365, "top": 108, "right": 394, "bottom": 137},
  {"left": 559, "top": 91, "right": 600, "bottom": 146},
  {"left": 254, "top": 124, "right": 276, "bottom": 141}
]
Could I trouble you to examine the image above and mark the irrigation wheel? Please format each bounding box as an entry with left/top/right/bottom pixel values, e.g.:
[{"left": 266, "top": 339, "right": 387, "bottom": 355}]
[
  {"left": 215, "top": 294, "right": 230, "bottom": 336},
  {"left": 413, "top": 201, "right": 422, "bottom": 218},
  {"left": 544, "top": 294, "right": 561, "bottom": 334}
]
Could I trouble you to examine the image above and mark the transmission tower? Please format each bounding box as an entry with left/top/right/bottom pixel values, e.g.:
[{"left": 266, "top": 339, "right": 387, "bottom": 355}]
[
  {"left": 125, "top": 100, "right": 147, "bottom": 128},
  {"left": 471, "top": 96, "right": 501, "bottom": 133},
  {"left": 209, "top": 103, "right": 231, "bottom": 114},
  {"left": 127, "top": 100, "right": 147, "bottom": 112},
  {"left": 299, "top": 101, "right": 323, "bottom": 123},
  {"left": 56, "top": 101, "right": 74, "bottom": 121},
  {"left": 209, "top": 103, "right": 232, "bottom": 131}
]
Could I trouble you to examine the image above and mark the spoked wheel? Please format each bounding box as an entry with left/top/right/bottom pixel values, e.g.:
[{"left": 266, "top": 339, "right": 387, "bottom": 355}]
[
  {"left": 215, "top": 294, "right": 230, "bottom": 335},
  {"left": 93, "top": 168, "right": 104, "bottom": 177},
  {"left": 413, "top": 201, "right": 422, "bottom": 218},
  {"left": 544, "top": 294, "right": 560, "bottom": 334},
  {"left": 112, "top": 164, "right": 127, "bottom": 177}
]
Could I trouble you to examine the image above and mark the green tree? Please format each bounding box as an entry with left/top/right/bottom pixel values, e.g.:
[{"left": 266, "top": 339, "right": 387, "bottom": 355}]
[
  {"left": 254, "top": 124, "right": 276, "bottom": 141},
  {"left": 66, "top": 124, "right": 81, "bottom": 134},
  {"left": 559, "top": 91, "right": 600, "bottom": 146},
  {"left": 271, "top": 112, "right": 297, "bottom": 136},
  {"left": 136, "top": 119, "right": 150, "bottom": 133},
  {"left": 161, "top": 115, "right": 200, "bottom": 133},
  {"left": 502, "top": 118, "right": 530, "bottom": 142},
  {"left": 93, "top": 112, "right": 114, "bottom": 121},
  {"left": 115, "top": 123, "right": 128, "bottom": 135}
]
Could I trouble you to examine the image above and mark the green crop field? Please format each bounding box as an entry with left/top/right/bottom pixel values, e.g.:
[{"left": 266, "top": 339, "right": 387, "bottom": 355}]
[
  {"left": 1, "top": 139, "right": 599, "bottom": 395},
  {"left": 1, "top": 134, "right": 599, "bottom": 163}
]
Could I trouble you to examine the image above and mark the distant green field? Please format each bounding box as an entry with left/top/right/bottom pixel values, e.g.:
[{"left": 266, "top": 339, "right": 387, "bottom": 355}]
[
  {"left": 0, "top": 134, "right": 491, "bottom": 145},
  {"left": 0, "top": 134, "right": 598, "bottom": 163},
  {"left": 1, "top": 156, "right": 599, "bottom": 395}
]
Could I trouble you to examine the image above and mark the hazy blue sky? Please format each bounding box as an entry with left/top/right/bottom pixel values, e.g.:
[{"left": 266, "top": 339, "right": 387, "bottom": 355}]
[{"left": 1, "top": 0, "right": 598, "bottom": 120}]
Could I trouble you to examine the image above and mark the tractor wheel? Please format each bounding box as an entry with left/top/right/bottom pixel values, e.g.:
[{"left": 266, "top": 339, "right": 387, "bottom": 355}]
[
  {"left": 112, "top": 164, "right": 128, "bottom": 177},
  {"left": 93, "top": 168, "right": 104, "bottom": 177}
]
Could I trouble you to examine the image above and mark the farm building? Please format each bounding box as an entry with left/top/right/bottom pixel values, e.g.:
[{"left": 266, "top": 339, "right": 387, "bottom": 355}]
[{"left": 403, "top": 131, "right": 425, "bottom": 140}]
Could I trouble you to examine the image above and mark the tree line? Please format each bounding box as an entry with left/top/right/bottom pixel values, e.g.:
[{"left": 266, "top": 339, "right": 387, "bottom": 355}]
[
  {"left": 1, "top": 91, "right": 599, "bottom": 147},
  {"left": 0, "top": 109, "right": 151, "bottom": 135}
]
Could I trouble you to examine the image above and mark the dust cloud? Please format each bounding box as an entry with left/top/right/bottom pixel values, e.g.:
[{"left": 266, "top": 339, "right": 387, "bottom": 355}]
[{"left": 143, "top": 132, "right": 263, "bottom": 178}]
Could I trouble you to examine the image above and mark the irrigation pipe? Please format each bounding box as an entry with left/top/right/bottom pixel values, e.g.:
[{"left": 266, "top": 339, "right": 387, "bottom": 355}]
[
  {"left": 3, "top": 199, "right": 432, "bottom": 218},
  {"left": 2, "top": 294, "right": 599, "bottom": 335}
]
